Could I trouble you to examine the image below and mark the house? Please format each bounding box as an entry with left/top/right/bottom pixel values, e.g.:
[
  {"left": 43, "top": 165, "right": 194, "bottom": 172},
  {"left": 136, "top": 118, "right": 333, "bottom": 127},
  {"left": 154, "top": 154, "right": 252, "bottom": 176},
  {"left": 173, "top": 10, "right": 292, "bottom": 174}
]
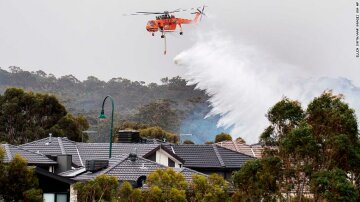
[
  {"left": 70, "top": 152, "right": 203, "bottom": 187},
  {"left": 7, "top": 131, "right": 256, "bottom": 202},
  {"left": 0, "top": 144, "right": 74, "bottom": 202},
  {"left": 163, "top": 144, "right": 255, "bottom": 180},
  {"left": 19, "top": 135, "right": 255, "bottom": 180}
]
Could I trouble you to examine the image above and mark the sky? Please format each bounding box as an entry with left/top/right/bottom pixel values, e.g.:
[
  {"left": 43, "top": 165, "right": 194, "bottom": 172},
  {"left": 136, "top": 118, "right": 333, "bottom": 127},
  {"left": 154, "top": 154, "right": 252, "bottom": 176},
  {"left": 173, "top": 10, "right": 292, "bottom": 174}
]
[{"left": 0, "top": 0, "right": 359, "bottom": 84}]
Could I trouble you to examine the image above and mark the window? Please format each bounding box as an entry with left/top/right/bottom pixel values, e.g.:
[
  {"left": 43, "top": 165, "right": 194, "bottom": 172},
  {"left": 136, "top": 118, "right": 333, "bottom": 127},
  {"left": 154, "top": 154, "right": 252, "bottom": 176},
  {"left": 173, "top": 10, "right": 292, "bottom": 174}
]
[
  {"left": 168, "top": 158, "right": 175, "bottom": 167},
  {"left": 44, "top": 194, "right": 55, "bottom": 202},
  {"left": 56, "top": 194, "right": 67, "bottom": 202},
  {"left": 43, "top": 193, "right": 68, "bottom": 202},
  {"left": 147, "top": 21, "right": 155, "bottom": 26}
]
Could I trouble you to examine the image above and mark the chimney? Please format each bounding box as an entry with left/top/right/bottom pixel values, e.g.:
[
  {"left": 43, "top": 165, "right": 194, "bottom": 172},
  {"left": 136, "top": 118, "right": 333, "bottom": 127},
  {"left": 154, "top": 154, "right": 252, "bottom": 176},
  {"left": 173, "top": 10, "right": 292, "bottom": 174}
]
[
  {"left": 116, "top": 130, "right": 141, "bottom": 143},
  {"left": 49, "top": 133, "right": 52, "bottom": 143},
  {"left": 56, "top": 154, "right": 72, "bottom": 173}
]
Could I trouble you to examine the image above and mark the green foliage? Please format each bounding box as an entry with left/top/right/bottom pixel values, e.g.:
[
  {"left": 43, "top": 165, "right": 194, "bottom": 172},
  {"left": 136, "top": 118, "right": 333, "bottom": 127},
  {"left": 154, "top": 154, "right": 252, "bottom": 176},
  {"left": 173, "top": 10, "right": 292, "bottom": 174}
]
[
  {"left": 0, "top": 88, "right": 89, "bottom": 144},
  {"left": 74, "top": 174, "right": 119, "bottom": 202},
  {"left": 145, "top": 186, "right": 162, "bottom": 202},
  {"left": 0, "top": 154, "right": 41, "bottom": 202},
  {"left": 119, "top": 181, "right": 133, "bottom": 200},
  {"left": 232, "top": 157, "right": 282, "bottom": 201},
  {"left": 168, "top": 188, "right": 187, "bottom": 202},
  {"left": 130, "top": 188, "right": 143, "bottom": 202},
  {"left": 117, "top": 121, "right": 152, "bottom": 131},
  {"left": 260, "top": 97, "right": 304, "bottom": 146},
  {"left": 215, "top": 132, "right": 232, "bottom": 143},
  {"left": 306, "top": 92, "right": 359, "bottom": 172},
  {"left": 147, "top": 168, "right": 188, "bottom": 190},
  {"left": 310, "top": 168, "right": 358, "bottom": 201},
  {"left": 183, "top": 140, "right": 194, "bottom": 144},
  {"left": 23, "top": 188, "right": 43, "bottom": 202},
  {"left": 249, "top": 91, "right": 360, "bottom": 200},
  {"left": 190, "top": 174, "right": 230, "bottom": 202},
  {"left": 235, "top": 137, "right": 246, "bottom": 143},
  {"left": 139, "top": 126, "right": 179, "bottom": 143},
  {"left": 0, "top": 68, "right": 215, "bottom": 143},
  {"left": 133, "top": 99, "right": 180, "bottom": 132},
  {"left": 145, "top": 168, "right": 188, "bottom": 201},
  {"left": 50, "top": 114, "right": 89, "bottom": 142}
]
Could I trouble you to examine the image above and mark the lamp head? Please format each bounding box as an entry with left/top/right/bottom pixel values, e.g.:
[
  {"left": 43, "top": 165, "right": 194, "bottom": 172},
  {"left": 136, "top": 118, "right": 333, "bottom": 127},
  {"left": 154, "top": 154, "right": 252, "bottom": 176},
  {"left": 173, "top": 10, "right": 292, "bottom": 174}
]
[{"left": 98, "top": 109, "right": 107, "bottom": 119}]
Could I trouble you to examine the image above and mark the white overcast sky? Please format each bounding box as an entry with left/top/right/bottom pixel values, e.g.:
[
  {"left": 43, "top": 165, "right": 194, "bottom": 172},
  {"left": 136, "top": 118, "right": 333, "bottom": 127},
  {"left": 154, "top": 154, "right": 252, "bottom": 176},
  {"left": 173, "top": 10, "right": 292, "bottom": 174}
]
[{"left": 0, "top": 0, "right": 359, "bottom": 84}]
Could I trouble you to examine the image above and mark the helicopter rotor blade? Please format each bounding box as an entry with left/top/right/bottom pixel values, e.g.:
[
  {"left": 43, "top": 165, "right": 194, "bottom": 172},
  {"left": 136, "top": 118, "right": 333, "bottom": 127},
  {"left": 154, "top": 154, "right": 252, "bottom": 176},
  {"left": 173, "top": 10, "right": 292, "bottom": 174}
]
[{"left": 136, "top": 12, "right": 165, "bottom": 14}]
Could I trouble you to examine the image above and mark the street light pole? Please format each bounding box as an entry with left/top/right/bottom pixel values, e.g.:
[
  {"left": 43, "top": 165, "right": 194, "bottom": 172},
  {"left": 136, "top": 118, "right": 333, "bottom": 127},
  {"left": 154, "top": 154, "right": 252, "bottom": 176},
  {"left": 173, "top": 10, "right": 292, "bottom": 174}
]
[{"left": 98, "top": 95, "right": 115, "bottom": 158}]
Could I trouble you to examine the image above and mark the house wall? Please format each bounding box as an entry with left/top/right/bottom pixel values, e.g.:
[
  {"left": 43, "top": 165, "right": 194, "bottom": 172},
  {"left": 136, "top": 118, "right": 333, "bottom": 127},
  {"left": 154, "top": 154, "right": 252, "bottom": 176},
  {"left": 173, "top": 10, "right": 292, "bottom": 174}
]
[
  {"left": 155, "top": 149, "right": 181, "bottom": 168},
  {"left": 69, "top": 184, "right": 77, "bottom": 202}
]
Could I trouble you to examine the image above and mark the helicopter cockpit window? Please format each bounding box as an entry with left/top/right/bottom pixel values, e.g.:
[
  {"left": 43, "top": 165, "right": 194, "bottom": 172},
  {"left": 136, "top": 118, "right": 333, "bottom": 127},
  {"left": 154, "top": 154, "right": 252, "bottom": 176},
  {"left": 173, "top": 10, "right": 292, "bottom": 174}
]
[{"left": 147, "top": 21, "right": 156, "bottom": 26}]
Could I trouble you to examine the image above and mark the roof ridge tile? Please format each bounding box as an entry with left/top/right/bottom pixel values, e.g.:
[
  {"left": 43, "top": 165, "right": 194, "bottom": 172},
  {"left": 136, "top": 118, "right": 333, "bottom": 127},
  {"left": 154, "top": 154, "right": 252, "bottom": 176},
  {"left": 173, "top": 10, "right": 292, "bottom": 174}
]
[
  {"left": 212, "top": 145, "right": 225, "bottom": 167},
  {"left": 58, "top": 137, "right": 66, "bottom": 155},
  {"left": 232, "top": 140, "right": 241, "bottom": 152},
  {"left": 19, "top": 137, "right": 49, "bottom": 146}
]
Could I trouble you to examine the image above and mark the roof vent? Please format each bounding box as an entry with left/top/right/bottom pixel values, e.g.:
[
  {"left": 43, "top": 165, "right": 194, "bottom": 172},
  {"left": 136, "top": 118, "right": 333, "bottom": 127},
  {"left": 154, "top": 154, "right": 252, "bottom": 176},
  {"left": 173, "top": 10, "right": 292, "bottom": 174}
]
[
  {"left": 129, "top": 152, "right": 137, "bottom": 162},
  {"left": 85, "top": 160, "right": 109, "bottom": 172}
]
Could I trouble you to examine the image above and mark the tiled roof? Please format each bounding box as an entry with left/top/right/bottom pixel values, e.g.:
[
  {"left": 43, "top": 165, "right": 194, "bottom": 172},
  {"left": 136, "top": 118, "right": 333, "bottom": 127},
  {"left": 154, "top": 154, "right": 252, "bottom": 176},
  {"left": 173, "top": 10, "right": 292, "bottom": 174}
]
[
  {"left": 175, "top": 167, "right": 207, "bottom": 182},
  {"left": 74, "top": 154, "right": 203, "bottom": 183},
  {"left": 1, "top": 144, "right": 57, "bottom": 165},
  {"left": 76, "top": 143, "right": 159, "bottom": 162},
  {"left": 19, "top": 138, "right": 162, "bottom": 167},
  {"left": 164, "top": 144, "right": 255, "bottom": 169},
  {"left": 165, "top": 145, "right": 222, "bottom": 168},
  {"left": 216, "top": 140, "right": 264, "bottom": 158},
  {"left": 19, "top": 137, "right": 84, "bottom": 166}
]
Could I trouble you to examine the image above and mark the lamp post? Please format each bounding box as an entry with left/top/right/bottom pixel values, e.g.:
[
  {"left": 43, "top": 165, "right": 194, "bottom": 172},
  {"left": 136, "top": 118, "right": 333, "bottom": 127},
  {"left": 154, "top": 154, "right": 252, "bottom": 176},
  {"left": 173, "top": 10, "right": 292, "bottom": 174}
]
[{"left": 98, "top": 95, "right": 115, "bottom": 158}]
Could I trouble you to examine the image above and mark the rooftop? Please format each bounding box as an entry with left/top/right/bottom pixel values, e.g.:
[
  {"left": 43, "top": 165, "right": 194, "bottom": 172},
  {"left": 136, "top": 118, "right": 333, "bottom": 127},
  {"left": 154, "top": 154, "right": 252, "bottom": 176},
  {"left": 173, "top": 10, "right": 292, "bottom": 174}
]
[{"left": 1, "top": 144, "right": 57, "bottom": 165}]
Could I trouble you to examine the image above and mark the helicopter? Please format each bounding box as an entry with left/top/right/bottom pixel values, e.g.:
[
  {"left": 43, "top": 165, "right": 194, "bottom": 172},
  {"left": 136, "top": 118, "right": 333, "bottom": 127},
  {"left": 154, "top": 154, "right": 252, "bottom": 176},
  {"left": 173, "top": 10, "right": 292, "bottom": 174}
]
[{"left": 126, "top": 6, "right": 206, "bottom": 54}]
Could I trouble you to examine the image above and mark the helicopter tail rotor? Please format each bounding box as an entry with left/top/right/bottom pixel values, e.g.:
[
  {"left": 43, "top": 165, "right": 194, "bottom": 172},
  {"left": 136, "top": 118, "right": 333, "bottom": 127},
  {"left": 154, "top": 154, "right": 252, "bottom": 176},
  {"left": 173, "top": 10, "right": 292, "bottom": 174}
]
[{"left": 192, "top": 5, "right": 207, "bottom": 22}]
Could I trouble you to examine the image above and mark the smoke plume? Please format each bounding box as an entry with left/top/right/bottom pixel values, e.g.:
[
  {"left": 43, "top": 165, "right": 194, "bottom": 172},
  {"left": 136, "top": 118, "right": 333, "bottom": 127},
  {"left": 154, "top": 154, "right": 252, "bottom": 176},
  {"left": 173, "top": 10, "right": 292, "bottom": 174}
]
[{"left": 174, "top": 35, "right": 360, "bottom": 143}]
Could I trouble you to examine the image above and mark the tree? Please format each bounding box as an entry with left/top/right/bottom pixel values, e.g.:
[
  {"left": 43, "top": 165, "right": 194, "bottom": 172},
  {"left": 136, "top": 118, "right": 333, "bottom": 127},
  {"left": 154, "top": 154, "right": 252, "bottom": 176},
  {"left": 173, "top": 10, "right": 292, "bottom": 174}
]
[
  {"left": 50, "top": 114, "right": 89, "bottom": 142},
  {"left": 260, "top": 97, "right": 304, "bottom": 146},
  {"left": 133, "top": 99, "right": 180, "bottom": 132},
  {"left": 252, "top": 92, "right": 360, "bottom": 200},
  {"left": 0, "top": 154, "right": 42, "bottom": 202},
  {"left": 232, "top": 157, "right": 282, "bottom": 202},
  {"left": 190, "top": 174, "right": 230, "bottom": 202},
  {"left": 145, "top": 168, "right": 188, "bottom": 201},
  {"left": 235, "top": 137, "right": 246, "bottom": 143},
  {"left": 0, "top": 88, "right": 89, "bottom": 144},
  {"left": 119, "top": 181, "right": 133, "bottom": 201},
  {"left": 306, "top": 92, "right": 359, "bottom": 172},
  {"left": 183, "top": 140, "right": 194, "bottom": 144},
  {"left": 310, "top": 169, "right": 358, "bottom": 201},
  {"left": 139, "top": 126, "right": 178, "bottom": 143},
  {"left": 74, "top": 174, "right": 119, "bottom": 202},
  {"left": 215, "top": 133, "right": 232, "bottom": 143},
  {"left": 279, "top": 123, "right": 320, "bottom": 199}
]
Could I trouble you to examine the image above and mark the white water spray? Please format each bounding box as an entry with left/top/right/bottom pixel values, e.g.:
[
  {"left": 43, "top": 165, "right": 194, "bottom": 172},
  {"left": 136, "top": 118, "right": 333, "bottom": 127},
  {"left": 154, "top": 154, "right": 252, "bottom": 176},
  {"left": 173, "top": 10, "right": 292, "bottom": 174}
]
[{"left": 174, "top": 35, "right": 360, "bottom": 143}]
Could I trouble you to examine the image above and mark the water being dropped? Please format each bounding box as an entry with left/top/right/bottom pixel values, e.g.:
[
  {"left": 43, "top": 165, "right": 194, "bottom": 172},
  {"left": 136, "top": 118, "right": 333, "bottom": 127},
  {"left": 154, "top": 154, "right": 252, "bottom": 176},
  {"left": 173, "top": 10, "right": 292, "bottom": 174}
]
[{"left": 174, "top": 35, "right": 360, "bottom": 143}]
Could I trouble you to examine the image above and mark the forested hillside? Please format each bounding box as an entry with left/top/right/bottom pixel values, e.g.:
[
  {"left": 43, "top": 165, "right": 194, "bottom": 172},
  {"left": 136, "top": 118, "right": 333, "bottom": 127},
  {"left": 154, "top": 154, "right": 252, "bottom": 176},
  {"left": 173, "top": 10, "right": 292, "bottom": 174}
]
[{"left": 0, "top": 66, "right": 228, "bottom": 143}]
